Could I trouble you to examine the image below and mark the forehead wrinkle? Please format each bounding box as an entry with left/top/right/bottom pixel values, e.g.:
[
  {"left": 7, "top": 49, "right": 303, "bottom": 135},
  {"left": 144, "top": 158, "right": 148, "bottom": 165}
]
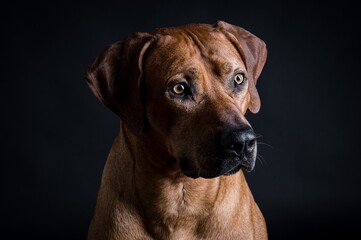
[
  {"left": 185, "top": 30, "right": 237, "bottom": 77},
  {"left": 185, "top": 29, "right": 206, "bottom": 53},
  {"left": 187, "top": 67, "right": 200, "bottom": 80},
  {"left": 212, "top": 60, "right": 233, "bottom": 76},
  {"left": 146, "top": 35, "right": 196, "bottom": 79}
]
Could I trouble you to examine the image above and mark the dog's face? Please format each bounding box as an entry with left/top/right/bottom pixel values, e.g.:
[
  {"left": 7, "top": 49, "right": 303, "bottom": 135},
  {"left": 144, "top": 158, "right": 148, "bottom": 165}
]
[{"left": 86, "top": 21, "right": 267, "bottom": 179}]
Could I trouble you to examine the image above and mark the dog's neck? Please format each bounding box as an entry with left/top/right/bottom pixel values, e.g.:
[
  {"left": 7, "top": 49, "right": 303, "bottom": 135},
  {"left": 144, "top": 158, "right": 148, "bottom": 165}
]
[{"left": 118, "top": 124, "right": 251, "bottom": 238}]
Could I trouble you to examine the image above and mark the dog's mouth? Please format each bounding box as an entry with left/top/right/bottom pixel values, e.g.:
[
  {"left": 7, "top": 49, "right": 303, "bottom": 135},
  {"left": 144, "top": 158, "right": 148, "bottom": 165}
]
[
  {"left": 222, "top": 155, "right": 255, "bottom": 175},
  {"left": 179, "top": 154, "right": 255, "bottom": 179},
  {"left": 223, "top": 162, "right": 243, "bottom": 175},
  {"left": 226, "top": 159, "right": 255, "bottom": 174}
]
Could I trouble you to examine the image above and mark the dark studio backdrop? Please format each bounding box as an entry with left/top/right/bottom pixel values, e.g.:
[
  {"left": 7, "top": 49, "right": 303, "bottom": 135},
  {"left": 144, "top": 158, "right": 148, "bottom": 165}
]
[{"left": 2, "top": 0, "right": 361, "bottom": 239}]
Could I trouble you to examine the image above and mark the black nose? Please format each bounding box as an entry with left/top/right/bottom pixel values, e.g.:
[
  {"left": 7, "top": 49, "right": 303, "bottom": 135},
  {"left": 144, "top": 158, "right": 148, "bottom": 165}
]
[{"left": 221, "top": 128, "right": 257, "bottom": 156}]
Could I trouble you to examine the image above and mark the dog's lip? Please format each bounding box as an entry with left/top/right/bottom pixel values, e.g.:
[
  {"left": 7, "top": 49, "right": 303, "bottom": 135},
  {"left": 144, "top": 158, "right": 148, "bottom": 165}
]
[
  {"left": 241, "top": 164, "right": 254, "bottom": 172},
  {"left": 240, "top": 159, "right": 255, "bottom": 172},
  {"left": 223, "top": 162, "right": 243, "bottom": 175},
  {"left": 181, "top": 168, "right": 200, "bottom": 179},
  {"left": 224, "top": 151, "right": 255, "bottom": 172},
  {"left": 223, "top": 156, "right": 254, "bottom": 174},
  {"left": 224, "top": 162, "right": 253, "bottom": 174}
]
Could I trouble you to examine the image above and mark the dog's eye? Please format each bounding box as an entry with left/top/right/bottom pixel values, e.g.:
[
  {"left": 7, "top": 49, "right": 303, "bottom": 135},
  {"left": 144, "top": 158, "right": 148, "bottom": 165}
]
[
  {"left": 234, "top": 73, "right": 246, "bottom": 85},
  {"left": 171, "top": 83, "right": 186, "bottom": 95}
]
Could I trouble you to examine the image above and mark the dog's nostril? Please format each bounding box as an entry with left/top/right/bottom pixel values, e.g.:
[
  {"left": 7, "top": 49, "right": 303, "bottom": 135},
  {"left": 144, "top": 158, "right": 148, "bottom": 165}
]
[{"left": 246, "top": 139, "right": 256, "bottom": 152}]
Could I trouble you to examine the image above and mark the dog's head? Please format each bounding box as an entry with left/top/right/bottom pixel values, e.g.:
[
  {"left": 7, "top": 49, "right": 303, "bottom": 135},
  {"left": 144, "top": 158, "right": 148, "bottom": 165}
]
[{"left": 86, "top": 21, "right": 267, "bottom": 178}]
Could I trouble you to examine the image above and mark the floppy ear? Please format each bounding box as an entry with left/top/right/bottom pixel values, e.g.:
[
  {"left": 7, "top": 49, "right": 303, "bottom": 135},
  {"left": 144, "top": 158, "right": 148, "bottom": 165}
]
[
  {"left": 86, "top": 32, "right": 156, "bottom": 134},
  {"left": 215, "top": 21, "right": 267, "bottom": 113}
]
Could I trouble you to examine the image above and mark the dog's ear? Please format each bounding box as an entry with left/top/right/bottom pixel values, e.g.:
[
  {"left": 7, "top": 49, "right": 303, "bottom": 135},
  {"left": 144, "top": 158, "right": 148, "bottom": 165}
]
[
  {"left": 215, "top": 21, "right": 267, "bottom": 113},
  {"left": 86, "top": 33, "right": 156, "bottom": 134}
]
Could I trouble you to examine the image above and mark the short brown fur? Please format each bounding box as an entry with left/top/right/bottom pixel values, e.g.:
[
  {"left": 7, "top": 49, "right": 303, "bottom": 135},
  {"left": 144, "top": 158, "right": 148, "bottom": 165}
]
[{"left": 86, "top": 21, "right": 267, "bottom": 239}]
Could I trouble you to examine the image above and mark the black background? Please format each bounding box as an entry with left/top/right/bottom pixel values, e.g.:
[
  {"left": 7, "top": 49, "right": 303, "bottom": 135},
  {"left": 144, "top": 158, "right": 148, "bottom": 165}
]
[{"left": 2, "top": 0, "right": 361, "bottom": 239}]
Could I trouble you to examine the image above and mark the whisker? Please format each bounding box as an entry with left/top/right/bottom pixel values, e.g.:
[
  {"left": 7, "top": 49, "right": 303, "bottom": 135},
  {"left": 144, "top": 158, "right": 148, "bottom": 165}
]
[
  {"left": 257, "top": 142, "right": 274, "bottom": 149},
  {"left": 256, "top": 153, "right": 268, "bottom": 166}
]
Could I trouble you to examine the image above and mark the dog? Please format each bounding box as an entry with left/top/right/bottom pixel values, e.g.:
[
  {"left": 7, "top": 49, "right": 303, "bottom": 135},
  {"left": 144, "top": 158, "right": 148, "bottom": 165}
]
[{"left": 86, "top": 20, "right": 267, "bottom": 239}]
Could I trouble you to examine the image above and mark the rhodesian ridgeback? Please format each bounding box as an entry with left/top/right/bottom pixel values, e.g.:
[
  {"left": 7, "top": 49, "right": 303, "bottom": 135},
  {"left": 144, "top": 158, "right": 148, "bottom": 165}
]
[{"left": 86, "top": 20, "right": 267, "bottom": 239}]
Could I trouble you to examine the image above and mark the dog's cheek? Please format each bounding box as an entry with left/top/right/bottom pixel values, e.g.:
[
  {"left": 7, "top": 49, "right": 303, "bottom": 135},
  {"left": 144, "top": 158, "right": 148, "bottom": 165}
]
[
  {"left": 145, "top": 102, "right": 191, "bottom": 157},
  {"left": 146, "top": 100, "right": 175, "bottom": 136},
  {"left": 170, "top": 126, "right": 197, "bottom": 154}
]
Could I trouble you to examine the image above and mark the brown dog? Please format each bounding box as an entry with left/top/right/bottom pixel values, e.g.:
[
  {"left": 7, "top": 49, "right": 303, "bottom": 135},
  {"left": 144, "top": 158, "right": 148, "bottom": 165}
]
[{"left": 86, "top": 20, "right": 267, "bottom": 239}]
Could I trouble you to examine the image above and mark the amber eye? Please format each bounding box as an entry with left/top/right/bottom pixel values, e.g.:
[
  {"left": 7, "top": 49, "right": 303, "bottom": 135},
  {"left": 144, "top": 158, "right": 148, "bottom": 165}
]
[
  {"left": 234, "top": 73, "right": 245, "bottom": 85},
  {"left": 172, "top": 83, "right": 186, "bottom": 95}
]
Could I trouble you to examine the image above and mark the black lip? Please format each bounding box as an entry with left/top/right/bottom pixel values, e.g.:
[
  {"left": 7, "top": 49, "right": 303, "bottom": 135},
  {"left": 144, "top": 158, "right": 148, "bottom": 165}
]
[
  {"left": 180, "top": 165, "right": 200, "bottom": 179},
  {"left": 223, "top": 157, "right": 255, "bottom": 175},
  {"left": 240, "top": 160, "right": 255, "bottom": 172},
  {"left": 179, "top": 153, "right": 255, "bottom": 179},
  {"left": 223, "top": 163, "right": 243, "bottom": 176},
  {"left": 182, "top": 170, "right": 200, "bottom": 179},
  {"left": 223, "top": 150, "right": 255, "bottom": 173},
  {"left": 241, "top": 165, "right": 253, "bottom": 173}
]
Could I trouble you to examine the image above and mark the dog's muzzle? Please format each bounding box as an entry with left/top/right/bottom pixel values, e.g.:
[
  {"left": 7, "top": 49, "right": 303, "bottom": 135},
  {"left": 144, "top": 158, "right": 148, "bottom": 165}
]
[
  {"left": 220, "top": 128, "right": 257, "bottom": 174},
  {"left": 179, "top": 127, "right": 258, "bottom": 179}
]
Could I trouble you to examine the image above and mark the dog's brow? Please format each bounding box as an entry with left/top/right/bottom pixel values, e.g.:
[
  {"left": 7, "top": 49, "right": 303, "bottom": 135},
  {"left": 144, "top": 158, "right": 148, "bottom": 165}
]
[
  {"left": 221, "top": 62, "right": 233, "bottom": 75},
  {"left": 212, "top": 60, "right": 233, "bottom": 76},
  {"left": 187, "top": 68, "right": 200, "bottom": 79}
]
